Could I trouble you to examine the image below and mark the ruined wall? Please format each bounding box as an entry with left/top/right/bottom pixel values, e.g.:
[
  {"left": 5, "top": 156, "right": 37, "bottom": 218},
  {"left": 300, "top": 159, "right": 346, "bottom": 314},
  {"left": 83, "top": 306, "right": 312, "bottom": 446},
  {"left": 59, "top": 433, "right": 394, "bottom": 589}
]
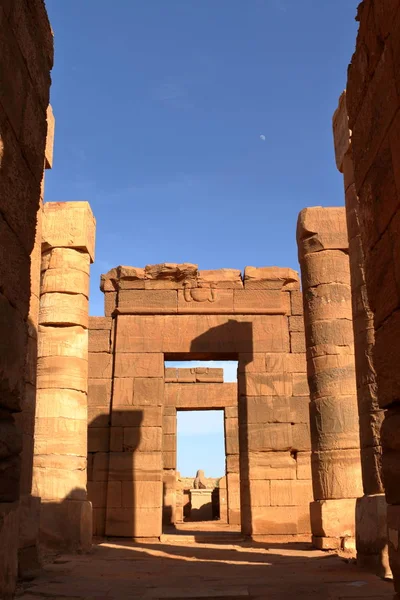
[
  {"left": 333, "top": 92, "right": 388, "bottom": 576},
  {"left": 345, "top": 0, "right": 400, "bottom": 589},
  {"left": 0, "top": 2, "right": 53, "bottom": 597},
  {"left": 88, "top": 264, "right": 313, "bottom": 540},
  {"left": 297, "top": 207, "right": 363, "bottom": 551}
]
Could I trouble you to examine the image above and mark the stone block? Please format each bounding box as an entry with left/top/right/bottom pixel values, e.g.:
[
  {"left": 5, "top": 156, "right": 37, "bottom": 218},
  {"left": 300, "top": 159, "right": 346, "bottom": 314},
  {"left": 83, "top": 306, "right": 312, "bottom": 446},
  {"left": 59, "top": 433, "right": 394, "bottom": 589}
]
[
  {"left": 297, "top": 207, "right": 348, "bottom": 257},
  {"left": 356, "top": 494, "right": 388, "bottom": 557},
  {"left": 89, "top": 329, "right": 110, "bottom": 353},
  {"left": 115, "top": 314, "right": 288, "bottom": 354},
  {"left": 106, "top": 507, "right": 161, "bottom": 537},
  {"left": 114, "top": 353, "right": 163, "bottom": 378},
  {"left": 290, "top": 332, "right": 306, "bottom": 353},
  {"left": 92, "top": 453, "right": 109, "bottom": 482},
  {"left": 243, "top": 267, "right": 299, "bottom": 291},
  {"left": 310, "top": 499, "right": 356, "bottom": 538},
  {"left": 113, "top": 378, "right": 133, "bottom": 406},
  {"left": 290, "top": 291, "right": 303, "bottom": 316},
  {"left": 242, "top": 395, "right": 290, "bottom": 424},
  {"left": 292, "top": 373, "right": 309, "bottom": 397},
  {"left": 133, "top": 377, "right": 164, "bottom": 406},
  {"left": 39, "top": 499, "right": 92, "bottom": 551},
  {"left": 225, "top": 406, "right": 238, "bottom": 419},
  {"left": 247, "top": 451, "right": 296, "bottom": 480},
  {"left": 292, "top": 423, "right": 311, "bottom": 451},
  {"left": 163, "top": 434, "right": 176, "bottom": 453},
  {"left": 312, "top": 449, "right": 363, "bottom": 500},
  {"left": 301, "top": 251, "right": 350, "bottom": 288},
  {"left": 88, "top": 428, "right": 109, "bottom": 452},
  {"left": 18, "top": 495, "right": 40, "bottom": 550},
  {"left": 195, "top": 367, "right": 224, "bottom": 382},
  {"left": 39, "top": 292, "right": 89, "bottom": 328},
  {"left": 312, "top": 535, "right": 341, "bottom": 550},
  {"left": 35, "top": 388, "right": 87, "bottom": 420},
  {"left": 226, "top": 454, "right": 239, "bottom": 473},
  {"left": 108, "top": 451, "right": 162, "bottom": 481},
  {"left": 118, "top": 290, "right": 178, "bottom": 313},
  {"left": 250, "top": 506, "right": 299, "bottom": 535},
  {"left": 107, "top": 481, "right": 122, "bottom": 508},
  {"left": 290, "top": 396, "right": 309, "bottom": 424},
  {"left": 242, "top": 423, "right": 292, "bottom": 452},
  {"left": 110, "top": 427, "right": 123, "bottom": 452},
  {"left": 122, "top": 480, "right": 162, "bottom": 508},
  {"left": 112, "top": 406, "right": 162, "bottom": 428},
  {"left": 296, "top": 452, "right": 312, "bottom": 480},
  {"left": 42, "top": 202, "right": 96, "bottom": 262},
  {"left": 233, "top": 290, "right": 290, "bottom": 314},
  {"left": 163, "top": 451, "right": 176, "bottom": 469},
  {"left": 38, "top": 325, "right": 88, "bottom": 359},
  {"left": 242, "top": 479, "right": 270, "bottom": 507},
  {"left": 0, "top": 417, "right": 22, "bottom": 460},
  {"left": 123, "top": 427, "right": 162, "bottom": 452},
  {"left": 88, "top": 378, "right": 111, "bottom": 407},
  {"left": 88, "top": 352, "right": 112, "bottom": 379},
  {"left": 87, "top": 481, "right": 107, "bottom": 508},
  {"left": 104, "top": 292, "right": 117, "bottom": 316},
  {"left": 197, "top": 269, "right": 243, "bottom": 289},
  {"left": 92, "top": 508, "right": 106, "bottom": 536},
  {"left": 165, "top": 382, "right": 237, "bottom": 409},
  {"left": 309, "top": 396, "right": 360, "bottom": 451},
  {"left": 88, "top": 316, "right": 112, "bottom": 330},
  {"left": 37, "top": 356, "right": 88, "bottom": 392},
  {"left": 177, "top": 288, "right": 234, "bottom": 313},
  {"left": 42, "top": 247, "right": 90, "bottom": 275},
  {"left": 245, "top": 372, "right": 292, "bottom": 397},
  {"left": 41, "top": 268, "right": 89, "bottom": 297}
]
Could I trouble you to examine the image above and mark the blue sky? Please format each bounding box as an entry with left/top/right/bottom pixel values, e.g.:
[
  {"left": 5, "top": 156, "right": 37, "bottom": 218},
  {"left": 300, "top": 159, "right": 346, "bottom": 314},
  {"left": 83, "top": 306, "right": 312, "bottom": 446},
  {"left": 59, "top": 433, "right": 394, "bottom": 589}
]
[{"left": 45, "top": 0, "right": 359, "bottom": 478}]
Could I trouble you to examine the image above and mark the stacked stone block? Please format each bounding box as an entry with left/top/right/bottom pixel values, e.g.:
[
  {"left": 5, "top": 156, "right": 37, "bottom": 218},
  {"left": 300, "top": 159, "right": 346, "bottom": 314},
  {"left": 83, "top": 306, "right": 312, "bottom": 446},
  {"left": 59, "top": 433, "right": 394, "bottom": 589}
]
[
  {"left": 87, "top": 316, "right": 113, "bottom": 535},
  {"left": 94, "top": 264, "right": 312, "bottom": 539},
  {"left": 33, "top": 202, "right": 95, "bottom": 550},
  {"left": 346, "top": 0, "right": 400, "bottom": 590},
  {"left": 0, "top": 2, "right": 53, "bottom": 596},
  {"left": 333, "top": 92, "right": 389, "bottom": 575},
  {"left": 297, "top": 207, "right": 363, "bottom": 550}
]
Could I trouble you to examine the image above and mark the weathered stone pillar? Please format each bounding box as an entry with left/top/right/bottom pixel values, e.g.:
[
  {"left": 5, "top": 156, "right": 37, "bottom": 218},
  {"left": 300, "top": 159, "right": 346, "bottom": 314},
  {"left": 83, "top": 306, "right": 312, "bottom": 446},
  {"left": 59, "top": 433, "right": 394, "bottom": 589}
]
[
  {"left": 297, "top": 207, "right": 363, "bottom": 550},
  {"left": 333, "top": 92, "right": 389, "bottom": 576},
  {"left": 33, "top": 201, "right": 96, "bottom": 550}
]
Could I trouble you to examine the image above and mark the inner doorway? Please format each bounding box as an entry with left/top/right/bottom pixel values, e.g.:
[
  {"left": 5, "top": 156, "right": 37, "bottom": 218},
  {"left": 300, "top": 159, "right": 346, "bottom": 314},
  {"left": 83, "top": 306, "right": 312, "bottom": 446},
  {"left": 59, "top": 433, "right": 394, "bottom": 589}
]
[{"left": 162, "top": 359, "right": 241, "bottom": 535}]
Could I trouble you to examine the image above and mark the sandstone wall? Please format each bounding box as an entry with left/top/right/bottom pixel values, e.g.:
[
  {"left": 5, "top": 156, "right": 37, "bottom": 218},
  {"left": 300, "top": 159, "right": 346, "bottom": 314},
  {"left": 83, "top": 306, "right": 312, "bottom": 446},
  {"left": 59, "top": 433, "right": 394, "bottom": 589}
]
[
  {"left": 0, "top": 2, "right": 53, "bottom": 597},
  {"left": 333, "top": 91, "right": 388, "bottom": 576},
  {"left": 345, "top": 0, "right": 400, "bottom": 589},
  {"left": 88, "top": 264, "right": 313, "bottom": 540}
]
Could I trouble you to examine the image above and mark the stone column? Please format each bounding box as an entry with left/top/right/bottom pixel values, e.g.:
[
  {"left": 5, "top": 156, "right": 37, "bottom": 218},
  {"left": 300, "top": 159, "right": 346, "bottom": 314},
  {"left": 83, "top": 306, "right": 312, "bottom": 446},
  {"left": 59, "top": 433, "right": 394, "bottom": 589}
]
[
  {"left": 225, "top": 406, "right": 240, "bottom": 525},
  {"left": 333, "top": 93, "right": 389, "bottom": 576},
  {"left": 33, "top": 201, "right": 96, "bottom": 550},
  {"left": 297, "top": 207, "right": 363, "bottom": 550}
]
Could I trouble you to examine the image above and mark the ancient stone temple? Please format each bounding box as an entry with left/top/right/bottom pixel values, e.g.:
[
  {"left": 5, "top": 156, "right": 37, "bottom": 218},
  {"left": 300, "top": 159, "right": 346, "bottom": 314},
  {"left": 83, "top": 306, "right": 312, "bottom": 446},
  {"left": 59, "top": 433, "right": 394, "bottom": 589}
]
[
  {"left": 87, "top": 264, "right": 313, "bottom": 539},
  {"left": 2, "top": 0, "right": 400, "bottom": 598}
]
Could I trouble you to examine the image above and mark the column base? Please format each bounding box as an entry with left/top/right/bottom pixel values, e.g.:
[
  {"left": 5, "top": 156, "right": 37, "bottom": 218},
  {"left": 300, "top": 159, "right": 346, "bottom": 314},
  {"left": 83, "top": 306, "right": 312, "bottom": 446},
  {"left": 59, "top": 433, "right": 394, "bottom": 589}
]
[
  {"left": 356, "top": 494, "right": 392, "bottom": 579},
  {"left": 39, "top": 499, "right": 92, "bottom": 552},
  {"left": 310, "top": 499, "right": 356, "bottom": 543},
  {"left": 312, "top": 535, "right": 355, "bottom": 551}
]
